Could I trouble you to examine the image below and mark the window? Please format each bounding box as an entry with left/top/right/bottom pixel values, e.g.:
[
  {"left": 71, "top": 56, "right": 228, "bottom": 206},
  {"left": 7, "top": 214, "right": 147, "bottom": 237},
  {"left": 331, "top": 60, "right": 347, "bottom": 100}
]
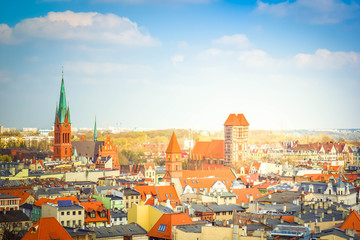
[
  {"left": 78, "top": 220, "right": 82, "bottom": 226},
  {"left": 73, "top": 220, "right": 76, "bottom": 226},
  {"left": 67, "top": 220, "right": 70, "bottom": 226},
  {"left": 100, "top": 211, "right": 106, "bottom": 218},
  {"left": 73, "top": 211, "right": 76, "bottom": 215},
  {"left": 61, "top": 212, "right": 64, "bottom": 216},
  {"left": 78, "top": 211, "right": 81, "bottom": 215},
  {"left": 158, "top": 224, "right": 167, "bottom": 232},
  {"left": 61, "top": 221, "right": 64, "bottom": 225},
  {"left": 67, "top": 211, "right": 70, "bottom": 215},
  {"left": 90, "top": 212, "right": 96, "bottom": 218},
  {"left": 165, "top": 193, "right": 168, "bottom": 198}
]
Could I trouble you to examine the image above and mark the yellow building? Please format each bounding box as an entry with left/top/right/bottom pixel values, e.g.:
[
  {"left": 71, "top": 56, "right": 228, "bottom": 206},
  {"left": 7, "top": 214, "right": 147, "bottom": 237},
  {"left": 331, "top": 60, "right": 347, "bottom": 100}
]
[
  {"left": 174, "top": 225, "right": 264, "bottom": 240},
  {"left": 127, "top": 204, "right": 173, "bottom": 231}
]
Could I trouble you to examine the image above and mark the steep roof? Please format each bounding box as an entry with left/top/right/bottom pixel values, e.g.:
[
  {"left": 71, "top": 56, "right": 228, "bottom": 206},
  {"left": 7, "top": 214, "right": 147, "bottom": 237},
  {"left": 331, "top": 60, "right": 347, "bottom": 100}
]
[
  {"left": 166, "top": 132, "right": 182, "bottom": 154},
  {"left": 22, "top": 217, "right": 73, "bottom": 240},
  {"left": 340, "top": 210, "right": 360, "bottom": 235},
  {"left": 147, "top": 213, "right": 193, "bottom": 239},
  {"left": 224, "top": 113, "right": 249, "bottom": 126},
  {"left": 192, "top": 140, "right": 224, "bottom": 160},
  {"left": 232, "top": 188, "right": 263, "bottom": 203}
]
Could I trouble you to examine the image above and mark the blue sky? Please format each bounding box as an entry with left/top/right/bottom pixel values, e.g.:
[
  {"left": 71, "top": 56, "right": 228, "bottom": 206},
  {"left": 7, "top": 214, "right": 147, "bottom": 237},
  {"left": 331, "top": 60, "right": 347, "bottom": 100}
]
[{"left": 0, "top": 0, "right": 359, "bottom": 131}]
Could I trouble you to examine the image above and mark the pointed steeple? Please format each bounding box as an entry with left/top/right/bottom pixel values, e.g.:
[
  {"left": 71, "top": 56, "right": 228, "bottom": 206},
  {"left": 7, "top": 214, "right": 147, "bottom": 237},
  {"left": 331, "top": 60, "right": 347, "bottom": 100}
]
[
  {"left": 73, "top": 147, "right": 78, "bottom": 157},
  {"left": 57, "top": 72, "right": 68, "bottom": 123},
  {"left": 166, "top": 132, "right": 182, "bottom": 154},
  {"left": 94, "top": 116, "right": 98, "bottom": 142}
]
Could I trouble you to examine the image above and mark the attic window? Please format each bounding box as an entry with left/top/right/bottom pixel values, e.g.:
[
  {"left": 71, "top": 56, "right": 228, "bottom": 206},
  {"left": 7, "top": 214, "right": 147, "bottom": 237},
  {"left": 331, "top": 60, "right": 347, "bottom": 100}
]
[
  {"left": 246, "top": 194, "right": 249, "bottom": 199},
  {"left": 196, "top": 180, "right": 199, "bottom": 183},
  {"left": 170, "top": 193, "right": 173, "bottom": 197},
  {"left": 192, "top": 180, "right": 194, "bottom": 183},
  {"left": 165, "top": 194, "right": 168, "bottom": 198},
  {"left": 158, "top": 224, "right": 167, "bottom": 232},
  {"left": 184, "top": 180, "right": 187, "bottom": 184}
]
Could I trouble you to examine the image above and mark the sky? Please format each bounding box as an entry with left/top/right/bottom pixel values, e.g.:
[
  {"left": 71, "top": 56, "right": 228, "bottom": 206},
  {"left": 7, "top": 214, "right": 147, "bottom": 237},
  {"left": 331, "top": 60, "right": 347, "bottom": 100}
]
[{"left": 0, "top": 0, "right": 359, "bottom": 131}]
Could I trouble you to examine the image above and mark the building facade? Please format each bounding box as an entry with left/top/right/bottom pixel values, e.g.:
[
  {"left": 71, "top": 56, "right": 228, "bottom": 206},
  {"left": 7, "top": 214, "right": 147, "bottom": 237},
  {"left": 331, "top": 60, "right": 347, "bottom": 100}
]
[{"left": 224, "top": 114, "right": 249, "bottom": 169}]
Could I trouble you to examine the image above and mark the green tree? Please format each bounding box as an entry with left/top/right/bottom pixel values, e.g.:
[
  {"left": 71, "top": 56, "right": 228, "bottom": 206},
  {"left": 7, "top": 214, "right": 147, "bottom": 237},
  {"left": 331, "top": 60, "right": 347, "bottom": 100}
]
[{"left": 0, "top": 155, "right": 12, "bottom": 162}]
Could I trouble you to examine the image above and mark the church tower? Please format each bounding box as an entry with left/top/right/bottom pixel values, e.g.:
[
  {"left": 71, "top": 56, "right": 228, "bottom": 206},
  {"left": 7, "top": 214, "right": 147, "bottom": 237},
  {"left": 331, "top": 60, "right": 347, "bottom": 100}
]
[
  {"left": 163, "top": 132, "right": 182, "bottom": 182},
  {"left": 53, "top": 73, "right": 72, "bottom": 161},
  {"left": 224, "top": 113, "right": 249, "bottom": 170}
]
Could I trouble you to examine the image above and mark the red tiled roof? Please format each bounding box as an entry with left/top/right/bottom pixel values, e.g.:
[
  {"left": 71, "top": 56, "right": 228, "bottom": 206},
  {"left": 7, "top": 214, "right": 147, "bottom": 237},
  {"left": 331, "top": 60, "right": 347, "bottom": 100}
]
[
  {"left": 80, "top": 201, "right": 110, "bottom": 223},
  {"left": 224, "top": 113, "right": 249, "bottom": 126},
  {"left": 232, "top": 188, "right": 263, "bottom": 203},
  {"left": 340, "top": 210, "right": 360, "bottom": 236},
  {"left": 22, "top": 217, "right": 72, "bottom": 240},
  {"left": 134, "top": 185, "right": 180, "bottom": 206},
  {"left": 166, "top": 133, "right": 182, "bottom": 154},
  {"left": 147, "top": 213, "right": 193, "bottom": 239},
  {"left": 144, "top": 162, "right": 155, "bottom": 170},
  {"left": 33, "top": 198, "right": 52, "bottom": 207},
  {"left": 192, "top": 140, "right": 224, "bottom": 160}
]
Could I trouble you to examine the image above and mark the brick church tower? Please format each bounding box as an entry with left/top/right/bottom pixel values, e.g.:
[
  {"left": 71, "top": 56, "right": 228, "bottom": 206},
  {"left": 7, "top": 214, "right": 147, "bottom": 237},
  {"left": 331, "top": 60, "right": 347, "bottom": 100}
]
[
  {"left": 53, "top": 74, "right": 72, "bottom": 161},
  {"left": 163, "top": 132, "right": 182, "bottom": 182},
  {"left": 224, "top": 113, "right": 249, "bottom": 169}
]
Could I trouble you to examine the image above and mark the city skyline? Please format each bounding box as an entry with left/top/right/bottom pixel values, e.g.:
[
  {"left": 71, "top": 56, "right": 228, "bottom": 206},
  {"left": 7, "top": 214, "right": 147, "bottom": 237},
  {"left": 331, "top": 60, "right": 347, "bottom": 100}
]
[{"left": 0, "top": 0, "right": 359, "bottom": 131}]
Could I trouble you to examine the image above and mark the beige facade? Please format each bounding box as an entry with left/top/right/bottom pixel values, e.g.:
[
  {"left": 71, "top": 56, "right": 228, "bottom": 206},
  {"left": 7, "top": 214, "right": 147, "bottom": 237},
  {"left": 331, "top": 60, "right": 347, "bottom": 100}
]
[
  {"left": 174, "top": 225, "right": 264, "bottom": 240},
  {"left": 42, "top": 203, "right": 85, "bottom": 228}
]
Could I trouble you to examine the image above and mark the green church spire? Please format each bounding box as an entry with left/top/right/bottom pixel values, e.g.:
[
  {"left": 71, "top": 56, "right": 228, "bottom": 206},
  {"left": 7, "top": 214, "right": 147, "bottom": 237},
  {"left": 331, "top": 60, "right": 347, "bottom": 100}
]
[
  {"left": 56, "top": 70, "right": 70, "bottom": 124},
  {"left": 94, "top": 116, "right": 97, "bottom": 141}
]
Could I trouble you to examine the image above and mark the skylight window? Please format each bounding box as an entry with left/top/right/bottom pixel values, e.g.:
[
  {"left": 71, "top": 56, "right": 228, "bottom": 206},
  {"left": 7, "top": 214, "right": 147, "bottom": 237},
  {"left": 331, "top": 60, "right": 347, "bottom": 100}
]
[{"left": 158, "top": 224, "right": 167, "bottom": 232}]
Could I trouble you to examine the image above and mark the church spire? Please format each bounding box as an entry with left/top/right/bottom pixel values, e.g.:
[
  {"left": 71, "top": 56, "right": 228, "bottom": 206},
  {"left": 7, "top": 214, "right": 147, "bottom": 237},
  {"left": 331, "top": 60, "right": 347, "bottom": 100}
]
[
  {"left": 57, "top": 71, "right": 68, "bottom": 123},
  {"left": 94, "top": 116, "right": 98, "bottom": 142}
]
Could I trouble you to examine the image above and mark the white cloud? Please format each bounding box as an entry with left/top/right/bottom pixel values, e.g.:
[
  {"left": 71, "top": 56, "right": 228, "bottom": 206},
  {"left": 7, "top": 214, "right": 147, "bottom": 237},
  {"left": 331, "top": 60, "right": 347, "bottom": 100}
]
[
  {"left": 212, "top": 34, "right": 251, "bottom": 49},
  {"left": 0, "top": 24, "right": 16, "bottom": 44},
  {"left": 0, "top": 11, "right": 160, "bottom": 46},
  {"left": 171, "top": 55, "right": 185, "bottom": 65},
  {"left": 295, "top": 49, "right": 360, "bottom": 69},
  {"left": 256, "top": 0, "right": 360, "bottom": 24}
]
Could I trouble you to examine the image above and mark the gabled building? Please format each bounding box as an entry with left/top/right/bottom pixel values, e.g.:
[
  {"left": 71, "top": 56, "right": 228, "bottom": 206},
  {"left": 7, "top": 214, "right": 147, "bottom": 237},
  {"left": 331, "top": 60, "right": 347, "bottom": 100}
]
[
  {"left": 147, "top": 213, "right": 193, "bottom": 240},
  {"left": 80, "top": 201, "right": 111, "bottom": 227},
  {"left": 339, "top": 210, "right": 360, "bottom": 236},
  {"left": 135, "top": 184, "right": 181, "bottom": 210},
  {"left": 22, "top": 217, "right": 72, "bottom": 240}
]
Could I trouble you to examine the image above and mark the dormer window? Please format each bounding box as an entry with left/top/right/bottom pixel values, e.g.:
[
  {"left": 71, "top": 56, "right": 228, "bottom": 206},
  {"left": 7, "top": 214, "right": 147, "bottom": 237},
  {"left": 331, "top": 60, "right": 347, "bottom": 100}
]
[
  {"left": 90, "top": 211, "right": 96, "bottom": 218},
  {"left": 100, "top": 211, "right": 106, "bottom": 218}
]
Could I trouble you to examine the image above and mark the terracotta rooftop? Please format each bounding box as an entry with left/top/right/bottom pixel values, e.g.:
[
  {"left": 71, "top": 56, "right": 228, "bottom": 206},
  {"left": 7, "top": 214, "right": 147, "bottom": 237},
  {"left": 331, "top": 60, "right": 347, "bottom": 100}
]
[
  {"left": 147, "top": 213, "right": 193, "bottom": 239},
  {"left": 166, "top": 132, "right": 182, "bottom": 154},
  {"left": 340, "top": 210, "right": 360, "bottom": 235},
  {"left": 22, "top": 217, "right": 73, "bottom": 240},
  {"left": 224, "top": 113, "right": 249, "bottom": 126}
]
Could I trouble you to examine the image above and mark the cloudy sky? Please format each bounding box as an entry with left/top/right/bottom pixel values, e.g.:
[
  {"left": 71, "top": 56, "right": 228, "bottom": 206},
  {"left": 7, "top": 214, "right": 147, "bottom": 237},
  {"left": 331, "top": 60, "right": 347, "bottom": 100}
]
[{"left": 0, "top": 0, "right": 359, "bottom": 131}]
